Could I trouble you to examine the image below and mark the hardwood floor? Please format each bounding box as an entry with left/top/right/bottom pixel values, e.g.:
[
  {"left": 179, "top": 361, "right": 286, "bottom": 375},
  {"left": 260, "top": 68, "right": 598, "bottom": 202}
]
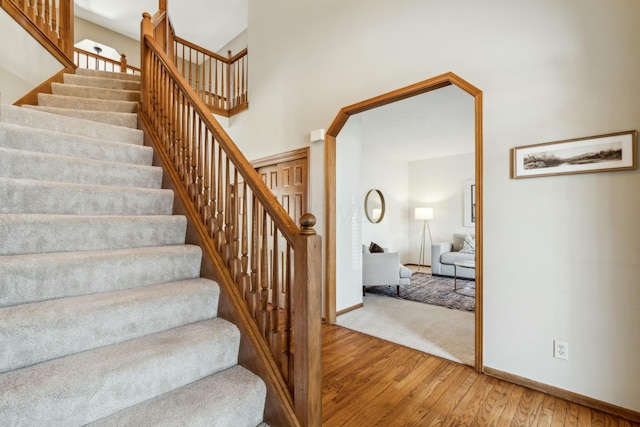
[{"left": 322, "top": 324, "right": 638, "bottom": 427}]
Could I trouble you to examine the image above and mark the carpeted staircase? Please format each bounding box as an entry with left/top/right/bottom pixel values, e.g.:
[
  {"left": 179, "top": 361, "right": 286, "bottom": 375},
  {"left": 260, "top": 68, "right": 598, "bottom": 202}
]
[{"left": 0, "top": 68, "right": 268, "bottom": 426}]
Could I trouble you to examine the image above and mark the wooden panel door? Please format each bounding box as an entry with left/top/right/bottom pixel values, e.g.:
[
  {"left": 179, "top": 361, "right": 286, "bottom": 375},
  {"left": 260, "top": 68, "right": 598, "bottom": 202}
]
[{"left": 255, "top": 148, "right": 309, "bottom": 224}]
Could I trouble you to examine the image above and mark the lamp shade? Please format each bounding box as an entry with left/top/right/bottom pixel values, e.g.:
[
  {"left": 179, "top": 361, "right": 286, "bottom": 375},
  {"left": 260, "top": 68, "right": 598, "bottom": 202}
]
[
  {"left": 415, "top": 207, "right": 434, "bottom": 221},
  {"left": 372, "top": 208, "right": 382, "bottom": 221}
]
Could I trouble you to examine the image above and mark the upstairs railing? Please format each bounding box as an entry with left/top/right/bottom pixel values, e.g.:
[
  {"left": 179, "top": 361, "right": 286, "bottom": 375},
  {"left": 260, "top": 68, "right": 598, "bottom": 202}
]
[
  {"left": 174, "top": 37, "right": 248, "bottom": 117},
  {"left": 140, "top": 10, "right": 321, "bottom": 427},
  {"left": 73, "top": 48, "right": 140, "bottom": 75},
  {"left": 4, "top": 0, "right": 73, "bottom": 57}
]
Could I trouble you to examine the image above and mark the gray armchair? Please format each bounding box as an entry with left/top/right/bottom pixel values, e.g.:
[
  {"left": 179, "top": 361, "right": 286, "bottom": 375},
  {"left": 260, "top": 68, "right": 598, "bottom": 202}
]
[{"left": 362, "top": 245, "right": 412, "bottom": 295}]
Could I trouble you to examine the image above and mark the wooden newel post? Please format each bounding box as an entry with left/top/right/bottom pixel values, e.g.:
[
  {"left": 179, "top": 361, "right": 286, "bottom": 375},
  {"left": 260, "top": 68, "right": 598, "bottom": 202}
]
[
  {"left": 120, "top": 54, "right": 127, "bottom": 73},
  {"left": 294, "top": 213, "right": 322, "bottom": 427},
  {"left": 140, "top": 12, "right": 153, "bottom": 107}
]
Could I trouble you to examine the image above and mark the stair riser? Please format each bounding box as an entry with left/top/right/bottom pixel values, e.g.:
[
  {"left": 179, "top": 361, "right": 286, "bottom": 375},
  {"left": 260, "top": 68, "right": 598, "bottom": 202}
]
[
  {"left": 0, "top": 123, "right": 151, "bottom": 165},
  {"left": 64, "top": 73, "right": 141, "bottom": 91},
  {"left": 0, "top": 148, "right": 162, "bottom": 188},
  {"left": 23, "top": 106, "right": 138, "bottom": 128},
  {"left": 0, "top": 214, "right": 186, "bottom": 256},
  {"left": 1, "top": 104, "right": 143, "bottom": 145},
  {"left": 1, "top": 279, "right": 220, "bottom": 373},
  {"left": 0, "top": 245, "right": 203, "bottom": 307},
  {"left": 76, "top": 67, "right": 142, "bottom": 83},
  {"left": 52, "top": 83, "right": 140, "bottom": 103},
  {"left": 0, "top": 320, "right": 240, "bottom": 426},
  {"left": 89, "top": 366, "right": 267, "bottom": 427},
  {"left": 0, "top": 179, "right": 173, "bottom": 217},
  {"left": 38, "top": 94, "right": 138, "bottom": 113}
]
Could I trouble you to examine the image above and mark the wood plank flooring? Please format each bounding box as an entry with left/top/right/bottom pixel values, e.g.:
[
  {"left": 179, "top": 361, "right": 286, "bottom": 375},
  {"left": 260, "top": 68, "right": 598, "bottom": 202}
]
[{"left": 322, "top": 324, "right": 638, "bottom": 427}]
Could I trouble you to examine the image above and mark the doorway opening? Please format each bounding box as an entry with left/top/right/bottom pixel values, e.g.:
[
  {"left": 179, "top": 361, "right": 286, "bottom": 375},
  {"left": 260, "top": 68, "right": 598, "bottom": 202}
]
[{"left": 324, "top": 72, "right": 484, "bottom": 371}]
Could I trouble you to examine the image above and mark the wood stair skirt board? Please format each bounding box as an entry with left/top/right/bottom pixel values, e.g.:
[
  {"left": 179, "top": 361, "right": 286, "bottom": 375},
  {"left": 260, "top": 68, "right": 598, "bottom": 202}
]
[{"left": 0, "top": 68, "right": 268, "bottom": 426}]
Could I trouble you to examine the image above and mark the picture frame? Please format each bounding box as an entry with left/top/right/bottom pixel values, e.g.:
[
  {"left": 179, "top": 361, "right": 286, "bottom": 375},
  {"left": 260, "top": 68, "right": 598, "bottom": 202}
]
[
  {"left": 511, "top": 130, "right": 637, "bottom": 179},
  {"left": 464, "top": 180, "right": 476, "bottom": 227}
]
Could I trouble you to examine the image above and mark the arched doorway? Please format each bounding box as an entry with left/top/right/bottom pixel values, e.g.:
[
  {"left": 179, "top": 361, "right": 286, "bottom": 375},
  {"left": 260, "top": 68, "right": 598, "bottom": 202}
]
[{"left": 324, "top": 71, "right": 484, "bottom": 371}]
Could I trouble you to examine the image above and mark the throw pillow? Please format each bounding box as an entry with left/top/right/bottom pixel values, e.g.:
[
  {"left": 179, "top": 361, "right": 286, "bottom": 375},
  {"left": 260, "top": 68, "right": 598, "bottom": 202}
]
[
  {"left": 460, "top": 234, "right": 476, "bottom": 254},
  {"left": 452, "top": 233, "right": 467, "bottom": 252},
  {"left": 369, "top": 242, "right": 384, "bottom": 253}
]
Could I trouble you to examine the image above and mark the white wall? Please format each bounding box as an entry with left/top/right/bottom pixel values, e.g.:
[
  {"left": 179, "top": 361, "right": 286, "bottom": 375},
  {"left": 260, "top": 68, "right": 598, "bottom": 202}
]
[
  {"left": 243, "top": 0, "right": 640, "bottom": 411},
  {"left": 335, "top": 116, "right": 364, "bottom": 311},
  {"left": 0, "top": 12, "right": 63, "bottom": 103},
  {"left": 360, "top": 144, "right": 409, "bottom": 262},
  {"left": 409, "top": 153, "right": 475, "bottom": 264}
]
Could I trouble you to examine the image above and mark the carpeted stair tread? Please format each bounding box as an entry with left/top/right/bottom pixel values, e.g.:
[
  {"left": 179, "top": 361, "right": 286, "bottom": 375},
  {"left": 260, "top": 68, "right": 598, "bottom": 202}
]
[
  {"left": 0, "top": 69, "right": 268, "bottom": 425},
  {"left": 23, "top": 105, "right": 138, "bottom": 128},
  {"left": 0, "top": 178, "right": 174, "bottom": 216},
  {"left": 0, "top": 123, "right": 151, "bottom": 165},
  {"left": 51, "top": 82, "right": 140, "bottom": 102},
  {"left": 37, "top": 93, "right": 138, "bottom": 113},
  {"left": 88, "top": 365, "right": 267, "bottom": 427},
  {"left": 0, "top": 319, "right": 240, "bottom": 426},
  {"left": 0, "top": 214, "right": 186, "bottom": 255},
  {"left": 0, "top": 245, "right": 203, "bottom": 307},
  {"left": 0, "top": 147, "right": 162, "bottom": 188},
  {"left": 0, "top": 104, "right": 143, "bottom": 145},
  {"left": 0, "top": 278, "right": 220, "bottom": 373},
  {"left": 76, "top": 67, "right": 141, "bottom": 82},
  {"left": 64, "top": 73, "right": 141, "bottom": 91}
]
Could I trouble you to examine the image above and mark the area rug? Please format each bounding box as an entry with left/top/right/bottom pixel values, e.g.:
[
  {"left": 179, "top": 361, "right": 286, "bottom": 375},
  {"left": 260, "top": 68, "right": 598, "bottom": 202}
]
[{"left": 366, "top": 272, "right": 476, "bottom": 312}]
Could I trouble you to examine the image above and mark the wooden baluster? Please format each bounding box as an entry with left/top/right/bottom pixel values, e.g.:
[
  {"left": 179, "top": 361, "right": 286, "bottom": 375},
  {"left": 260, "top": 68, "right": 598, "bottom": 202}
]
[
  {"left": 209, "top": 138, "right": 218, "bottom": 238},
  {"left": 216, "top": 147, "right": 225, "bottom": 251},
  {"left": 224, "top": 158, "right": 233, "bottom": 265},
  {"left": 207, "top": 55, "right": 213, "bottom": 107},
  {"left": 202, "top": 131, "right": 212, "bottom": 227},
  {"left": 226, "top": 50, "right": 232, "bottom": 110},
  {"left": 258, "top": 208, "right": 270, "bottom": 338},
  {"left": 270, "top": 227, "right": 282, "bottom": 361},
  {"left": 27, "top": 0, "right": 36, "bottom": 23},
  {"left": 239, "top": 181, "right": 250, "bottom": 296},
  {"left": 243, "top": 55, "right": 248, "bottom": 104},
  {"left": 214, "top": 59, "right": 219, "bottom": 108},
  {"left": 284, "top": 243, "right": 293, "bottom": 386},
  {"left": 247, "top": 194, "right": 260, "bottom": 317},
  {"left": 231, "top": 168, "right": 242, "bottom": 282},
  {"left": 50, "top": 0, "right": 58, "bottom": 41},
  {"left": 43, "top": 0, "right": 51, "bottom": 35}
]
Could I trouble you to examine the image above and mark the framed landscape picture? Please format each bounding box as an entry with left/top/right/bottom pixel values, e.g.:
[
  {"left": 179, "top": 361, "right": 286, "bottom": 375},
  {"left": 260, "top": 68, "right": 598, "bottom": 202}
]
[{"left": 511, "top": 130, "right": 637, "bottom": 179}]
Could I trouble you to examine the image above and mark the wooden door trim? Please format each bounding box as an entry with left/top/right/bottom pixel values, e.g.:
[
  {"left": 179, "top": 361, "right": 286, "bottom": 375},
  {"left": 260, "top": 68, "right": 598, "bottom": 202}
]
[
  {"left": 324, "top": 71, "right": 484, "bottom": 373},
  {"left": 252, "top": 146, "right": 310, "bottom": 169}
]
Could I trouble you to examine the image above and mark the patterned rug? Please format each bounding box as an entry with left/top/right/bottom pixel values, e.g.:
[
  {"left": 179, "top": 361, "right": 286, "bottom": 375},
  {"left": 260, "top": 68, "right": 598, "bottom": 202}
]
[{"left": 365, "top": 272, "right": 476, "bottom": 312}]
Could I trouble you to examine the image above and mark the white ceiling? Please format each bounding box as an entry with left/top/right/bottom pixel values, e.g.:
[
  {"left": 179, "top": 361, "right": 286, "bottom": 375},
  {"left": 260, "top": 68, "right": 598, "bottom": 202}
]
[
  {"left": 356, "top": 84, "right": 475, "bottom": 162},
  {"left": 74, "top": 0, "right": 248, "bottom": 53}
]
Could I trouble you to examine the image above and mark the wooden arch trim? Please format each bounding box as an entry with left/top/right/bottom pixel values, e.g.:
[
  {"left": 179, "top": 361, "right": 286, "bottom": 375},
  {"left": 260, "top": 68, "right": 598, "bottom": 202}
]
[{"left": 324, "top": 71, "right": 484, "bottom": 372}]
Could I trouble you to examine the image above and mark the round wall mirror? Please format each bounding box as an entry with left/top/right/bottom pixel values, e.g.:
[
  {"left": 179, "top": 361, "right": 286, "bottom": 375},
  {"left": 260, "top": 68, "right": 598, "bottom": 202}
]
[{"left": 364, "top": 189, "right": 385, "bottom": 223}]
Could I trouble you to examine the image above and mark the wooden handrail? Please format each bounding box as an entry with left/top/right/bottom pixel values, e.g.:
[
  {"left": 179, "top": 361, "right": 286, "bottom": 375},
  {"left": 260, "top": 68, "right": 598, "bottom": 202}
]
[
  {"left": 140, "top": 11, "right": 321, "bottom": 427},
  {"left": 73, "top": 47, "right": 141, "bottom": 75},
  {"left": 172, "top": 36, "right": 248, "bottom": 117}
]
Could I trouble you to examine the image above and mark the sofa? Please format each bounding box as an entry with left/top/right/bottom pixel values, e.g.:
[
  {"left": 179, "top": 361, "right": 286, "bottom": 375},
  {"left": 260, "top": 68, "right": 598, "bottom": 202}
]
[
  {"left": 431, "top": 233, "right": 476, "bottom": 279},
  {"left": 362, "top": 243, "right": 412, "bottom": 295}
]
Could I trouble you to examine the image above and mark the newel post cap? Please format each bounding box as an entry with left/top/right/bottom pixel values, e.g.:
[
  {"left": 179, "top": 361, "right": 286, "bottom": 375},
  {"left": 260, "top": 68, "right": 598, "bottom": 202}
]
[{"left": 299, "top": 213, "right": 316, "bottom": 235}]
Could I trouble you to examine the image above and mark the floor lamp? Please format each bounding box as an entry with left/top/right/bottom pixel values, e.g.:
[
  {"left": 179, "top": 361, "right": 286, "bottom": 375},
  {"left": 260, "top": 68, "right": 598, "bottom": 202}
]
[{"left": 415, "top": 207, "right": 434, "bottom": 272}]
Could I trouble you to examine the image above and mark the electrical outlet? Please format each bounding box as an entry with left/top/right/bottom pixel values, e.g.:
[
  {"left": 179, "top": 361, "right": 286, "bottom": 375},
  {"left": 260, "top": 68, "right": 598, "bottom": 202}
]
[{"left": 554, "top": 340, "right": 569, "bottom": 360}]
